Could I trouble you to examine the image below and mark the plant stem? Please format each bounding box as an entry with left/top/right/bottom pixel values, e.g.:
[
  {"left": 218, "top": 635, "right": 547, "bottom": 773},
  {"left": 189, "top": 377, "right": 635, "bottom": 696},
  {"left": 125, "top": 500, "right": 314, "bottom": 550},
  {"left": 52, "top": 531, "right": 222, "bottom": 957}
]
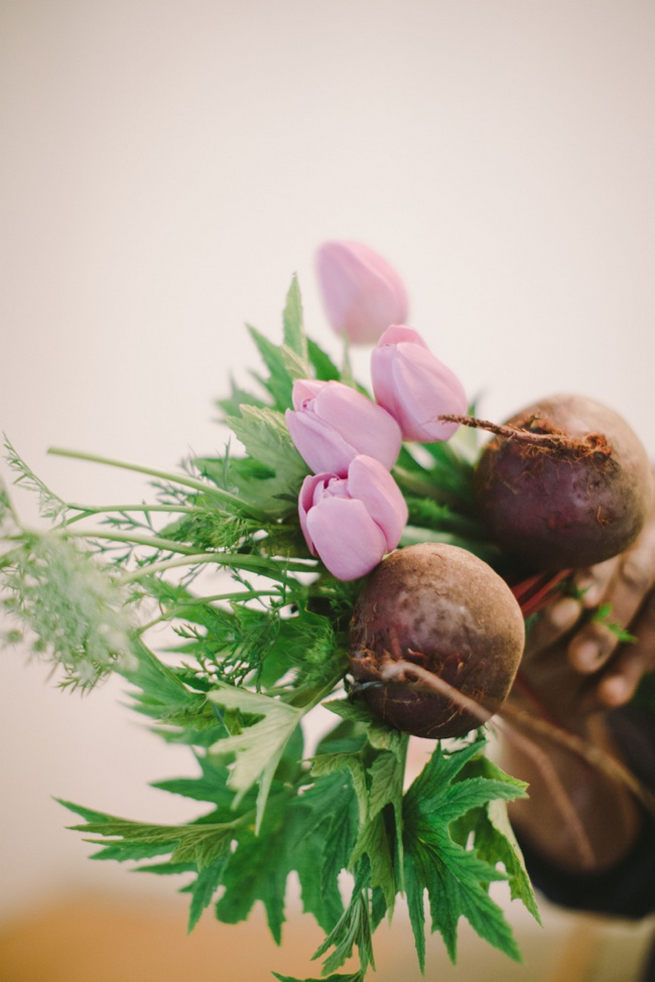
[
  {"left": 62, "top": 528, "right": 202, "bottom": 555},
  {"left": 61, "top": 503, "right": 198, "bottom": 527},
  {"left": 48, "top": 447, "right": 245, "bottom": 508},
  {"left": 138, "top": 589, "right": 280, "bottom": 633},
  {"left": 118, "top": 551, "right": 317, "bottom": 586}
]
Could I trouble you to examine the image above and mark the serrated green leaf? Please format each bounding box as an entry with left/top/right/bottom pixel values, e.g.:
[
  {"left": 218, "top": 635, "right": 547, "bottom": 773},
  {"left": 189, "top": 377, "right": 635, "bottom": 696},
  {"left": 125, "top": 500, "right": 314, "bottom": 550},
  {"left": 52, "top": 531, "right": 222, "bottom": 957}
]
[
  {"left": 322, "top": 698, "right": 405, "bottom": 759},
  {"left": 312, "top": 874, "right": 375, "bottom": 976},
  {"left": 403, "top": 740, "right": 524, "bottom": 967},
  {"left": 273, "top": 973, "right": 363, "bottom": 982},
  {"left": 247, "top": 325, "right": 310, "bottom": 411},
  {"left": 208, "top": 683, "right": 304, "bottom": 831},
  {"left": 348, "top": 813, "right": 395, "bottom": 911},
  {"left": 592, "top": 602, "right": 638, "bottom": 643},
  {"left": 306, "top": 337, "right": 341, "bottom": 381},
  {"left": 58, "top": 799, "right": 236, "bottom": 871},
  {"left": 450, "top": 753, "right": 539, "bottom": 922},
  {"left": 225, "top": 405, "right": 308, "bottom": 517},
  {"left": 282, "top": 275, "right": 307, "bottom": 361},
  {"left": 187, "top": 853, "right": 231, "bottom": 931},
  {"left": 311, "top": 752, "right": 368, "bottom": 825},
  {"left": 214, "top": 805, "right": 289, "bottom": 944},
  {"left": 484, "top": 799, "right": 541, "bottom": 923},
  {"left": 273, "top": 972, "right": 363, "bottom": 982}
]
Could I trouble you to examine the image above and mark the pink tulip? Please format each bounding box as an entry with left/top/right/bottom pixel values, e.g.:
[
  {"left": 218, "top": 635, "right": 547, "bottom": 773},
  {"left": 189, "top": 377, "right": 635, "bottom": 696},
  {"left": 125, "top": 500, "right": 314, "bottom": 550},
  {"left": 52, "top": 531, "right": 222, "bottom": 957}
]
[
  {"left": 286, "top": 379, "right": 402, "bottom": 475},
  {"left": 315, "top": 240, "right": 409, "bottom": 345},
  {"left": 371, "top": 325, "right": 468, "bottom": 442},
  {"left": 299, "top": 455, "right": 408, "bottom": 580}
]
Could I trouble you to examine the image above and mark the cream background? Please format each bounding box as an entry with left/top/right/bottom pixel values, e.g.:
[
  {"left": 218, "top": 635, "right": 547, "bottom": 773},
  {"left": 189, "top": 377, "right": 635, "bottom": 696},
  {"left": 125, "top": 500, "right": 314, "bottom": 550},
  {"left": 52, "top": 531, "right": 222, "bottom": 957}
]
[{"left": 1, "top": 0, "right": 655, "bottom": 976}]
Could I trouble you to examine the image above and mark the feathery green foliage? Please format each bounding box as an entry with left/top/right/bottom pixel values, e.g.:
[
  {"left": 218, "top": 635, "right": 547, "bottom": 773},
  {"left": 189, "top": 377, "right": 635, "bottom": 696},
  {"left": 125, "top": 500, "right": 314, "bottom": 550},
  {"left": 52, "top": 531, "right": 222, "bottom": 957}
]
[{"left": 1, "top": 276, "right": 539, "bottom": 981}]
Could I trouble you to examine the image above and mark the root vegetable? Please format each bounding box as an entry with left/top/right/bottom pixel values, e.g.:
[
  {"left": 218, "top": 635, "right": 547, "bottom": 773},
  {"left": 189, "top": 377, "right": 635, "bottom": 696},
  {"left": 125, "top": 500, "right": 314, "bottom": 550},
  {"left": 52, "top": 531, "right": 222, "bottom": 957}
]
[
  {"left": 348, "top": 542, "right": 525, "bottom": 738},
  {"left": 472, "top": 394, "right": 653, "bottom": 572}
]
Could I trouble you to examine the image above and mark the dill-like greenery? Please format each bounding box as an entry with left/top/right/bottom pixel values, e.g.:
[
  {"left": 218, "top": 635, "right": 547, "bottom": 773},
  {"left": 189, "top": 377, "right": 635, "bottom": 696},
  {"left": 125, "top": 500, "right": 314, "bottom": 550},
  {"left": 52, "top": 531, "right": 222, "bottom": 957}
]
[{"left": 0, "top": 276, "right": 539, "bottom": 981}]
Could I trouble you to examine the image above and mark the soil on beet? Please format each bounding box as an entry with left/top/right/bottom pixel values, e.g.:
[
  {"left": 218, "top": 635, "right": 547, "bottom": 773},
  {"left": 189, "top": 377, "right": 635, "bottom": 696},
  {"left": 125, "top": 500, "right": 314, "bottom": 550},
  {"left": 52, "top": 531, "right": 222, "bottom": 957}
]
[{"left": 474, "top": 394, "right": 653, "bottom": 572}]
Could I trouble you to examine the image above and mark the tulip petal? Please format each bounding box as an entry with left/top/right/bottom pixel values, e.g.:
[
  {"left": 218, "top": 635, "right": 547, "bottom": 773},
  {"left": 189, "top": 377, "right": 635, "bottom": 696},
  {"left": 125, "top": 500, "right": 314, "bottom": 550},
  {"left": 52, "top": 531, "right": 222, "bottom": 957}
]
[
  {"left": 371, "top": 343, "right": 404, "bottom": 427},
  {"left": 346, "top": 455, "right": 408, "bottom": 551},
  {"left": 306, "top": 495, "right": 386, "bottom": 580},
  {"left": 377, "top": 325, "right": 428, "bottom": 350},
  {"left": 391, "top": 343, "right": 467, "bottom": 441},
  {"left": 298, "top": 473, "right": 327, "bottom": 554},
  {"left": 315, "top": 241, "right": 409, "bottom": 345},
  {"left": 292, "top": 378, "right": 325, "bottom": 411},
  {"left": 285, "top": 408, "right": 356, "bottom": 476},
  {"left": 314, "top": 382, "right": 402, "bottom": 470}
]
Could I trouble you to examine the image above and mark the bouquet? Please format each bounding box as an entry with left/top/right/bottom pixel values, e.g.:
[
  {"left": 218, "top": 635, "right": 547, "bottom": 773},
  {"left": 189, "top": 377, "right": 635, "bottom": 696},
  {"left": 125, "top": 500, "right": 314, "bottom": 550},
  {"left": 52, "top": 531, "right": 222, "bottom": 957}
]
[{"left": 2, "top": 240, "right": 653, "bottom": 981}]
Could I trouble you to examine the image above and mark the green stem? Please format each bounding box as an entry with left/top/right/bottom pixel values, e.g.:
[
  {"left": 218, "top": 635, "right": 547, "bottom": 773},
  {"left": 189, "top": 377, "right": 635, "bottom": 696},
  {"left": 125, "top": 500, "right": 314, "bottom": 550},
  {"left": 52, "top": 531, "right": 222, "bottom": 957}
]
[
  {"left": 138, "top": 588, "right": 280, "bottom": 633},
  {"left": 118, "top": 551, "right": 317, "bottom": 586},
  {"left": 48, "top": 447, "right": 244, "bottom": 509},
  {"left": 62, "top": 528, "right": 202, "bottom": 555},
  {"left": 61, "top": 503, "right": 197, "bottom": 527}
]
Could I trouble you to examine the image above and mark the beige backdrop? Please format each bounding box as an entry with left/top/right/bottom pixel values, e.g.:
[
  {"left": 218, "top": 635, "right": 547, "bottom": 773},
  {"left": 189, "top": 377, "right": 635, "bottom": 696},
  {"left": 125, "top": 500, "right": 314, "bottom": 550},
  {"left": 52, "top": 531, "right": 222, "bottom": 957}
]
[{"left": 1, "top": 0, "right": 654, "bottom": 977}]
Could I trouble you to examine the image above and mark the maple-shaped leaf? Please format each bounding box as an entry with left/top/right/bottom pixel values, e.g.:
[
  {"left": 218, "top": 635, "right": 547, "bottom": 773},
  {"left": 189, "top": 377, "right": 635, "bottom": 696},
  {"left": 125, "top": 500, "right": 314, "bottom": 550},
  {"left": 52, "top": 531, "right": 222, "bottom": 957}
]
[
  {"left": 208, "top": 682, "right": 304, "bottom": 831},
  {"left": 402, "top": 738, "right": 526, "bottom": 970}
]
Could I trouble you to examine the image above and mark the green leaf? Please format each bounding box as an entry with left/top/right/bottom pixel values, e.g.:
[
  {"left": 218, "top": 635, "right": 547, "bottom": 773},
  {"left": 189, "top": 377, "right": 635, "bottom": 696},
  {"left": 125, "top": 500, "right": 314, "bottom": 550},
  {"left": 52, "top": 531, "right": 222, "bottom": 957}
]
[
  {"left": 312, "top": 874, "right": 375, "bottom": 976},
  {"left": 311, "top": 752, "right": 368, "bottom": 825},
  {"left": 225, "top": 405, "right": 308, "bottom": 517},
  {"left": 151, "top": 755, "right": 238, "bottom": 812},
  {"left": 273, "top": 973, "right": 364, "bottom": 982},
  {"left": 482, "top": 799, "right": 541, "bottom": 922},
  {"left": 282, "top": 275, "right": 308, "bottom": 362},
  {"left": 282, "top": 770, "right": 358, "bottom": 933},
  {"left": 348, "top": 813, "right": 396, "bottom": 910},
  {"left": 215, "top": 816, "right": 289, "bottom": 944},
  {"left": 208, "top": 683, "right": 304, "bottom": 831},
  {"left": 3, "top": 435, "right": 68, "bottom": 521},
  {"left": 592, "top": 602, "right": 638, "bottom": 643},
  {"left": 247, "top": 326, "right": 310, "bottom": 411},
  {"left": 403, "top": 740, "right": 524, "bottom": 968},
  {"left": 58, "top": 799, "right": 236, "bottom": 870},
  {"left": 322, "top": 698, "right": 405, "bottom": 759},
  {"left": 1, "top": 531, "right": 136, "bottom": 689},
  {"left": 186, "top": 853, "right": 231, "bottom": 931},
  {"left": 306, "top": 337, "right": 341, "bottom": 382}
]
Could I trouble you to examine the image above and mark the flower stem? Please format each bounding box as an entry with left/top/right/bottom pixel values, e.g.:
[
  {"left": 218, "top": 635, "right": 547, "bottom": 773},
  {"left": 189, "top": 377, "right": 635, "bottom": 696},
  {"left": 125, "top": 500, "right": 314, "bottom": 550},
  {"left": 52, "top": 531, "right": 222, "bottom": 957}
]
[
  {"left": 62, "top": 528, "right": 202, "bottom": 555},
  {"left": 117, "top": 551, "right": 317, "bottom": 585},
  {"left": 61, "top": 503, "right": 197, "bottom": 527},
  {"left": 48, "top": 447, "right": 245, "bottom": 507}
]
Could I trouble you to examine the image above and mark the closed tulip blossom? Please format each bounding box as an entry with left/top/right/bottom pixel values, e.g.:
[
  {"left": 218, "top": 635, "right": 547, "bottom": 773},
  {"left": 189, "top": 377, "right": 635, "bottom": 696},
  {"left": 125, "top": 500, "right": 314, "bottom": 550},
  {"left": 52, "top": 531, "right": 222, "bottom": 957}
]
[
  {"left": 299, "top": 455, "right": 408, "bottom": 580},
  {"left": 315, "top": 240, "right": 409, "bottom": 345},
  {"left": 371, "top": 325, "right": 468, "bottom": 442},
  {"left": 286, "top": 378, "right": 402, "bottom": 475}
]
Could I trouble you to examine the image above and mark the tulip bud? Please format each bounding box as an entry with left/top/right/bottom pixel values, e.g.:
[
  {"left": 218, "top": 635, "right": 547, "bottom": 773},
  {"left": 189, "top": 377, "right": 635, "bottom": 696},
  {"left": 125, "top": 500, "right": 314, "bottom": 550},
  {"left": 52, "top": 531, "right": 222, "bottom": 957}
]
[
  {"left": 286, "top": 378, "right": 402, "bottom": 475},
  {"left": 371, "top": 325, "right": 468, "bottom": 442},
  {"left": 299, "top": 455, "right": 408, "bottom": 580},
  {"left": 315, "top": 240, "right": 409, "bottom": 345}
]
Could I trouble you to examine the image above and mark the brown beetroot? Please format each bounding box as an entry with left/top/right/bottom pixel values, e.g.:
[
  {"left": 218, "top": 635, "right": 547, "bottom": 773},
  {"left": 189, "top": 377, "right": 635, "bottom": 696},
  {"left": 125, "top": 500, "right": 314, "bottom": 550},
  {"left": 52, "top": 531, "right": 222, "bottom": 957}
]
[
  {"left": 348, "top": 543, "right": 525, "bottom": 738},
  {"left": 473, "top": 394, "right": 653, "bottom": 572}
]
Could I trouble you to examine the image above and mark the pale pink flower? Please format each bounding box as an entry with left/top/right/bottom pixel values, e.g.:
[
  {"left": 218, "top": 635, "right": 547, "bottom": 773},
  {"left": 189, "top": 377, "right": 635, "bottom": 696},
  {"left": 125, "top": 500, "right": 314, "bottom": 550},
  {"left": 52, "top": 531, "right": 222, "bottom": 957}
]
[
  {"left": 315, "top": 240, "right": 409, "bottom": 345},
  {"left": 298, "top": 455, "right": 408, "bottom": 580},
  {"left": 371, "top": 325, "right": 468, "bottom": 442},
  {"left": 286, "top": 378, "right": 402, "bottom": 475}
]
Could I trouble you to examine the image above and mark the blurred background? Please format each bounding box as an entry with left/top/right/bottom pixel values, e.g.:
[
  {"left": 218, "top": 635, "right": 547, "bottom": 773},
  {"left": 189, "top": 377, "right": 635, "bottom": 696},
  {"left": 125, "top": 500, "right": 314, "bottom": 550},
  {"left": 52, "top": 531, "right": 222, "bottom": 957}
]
[{"left": 1, "top": 0, "right": 655, "bottom": 978}]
